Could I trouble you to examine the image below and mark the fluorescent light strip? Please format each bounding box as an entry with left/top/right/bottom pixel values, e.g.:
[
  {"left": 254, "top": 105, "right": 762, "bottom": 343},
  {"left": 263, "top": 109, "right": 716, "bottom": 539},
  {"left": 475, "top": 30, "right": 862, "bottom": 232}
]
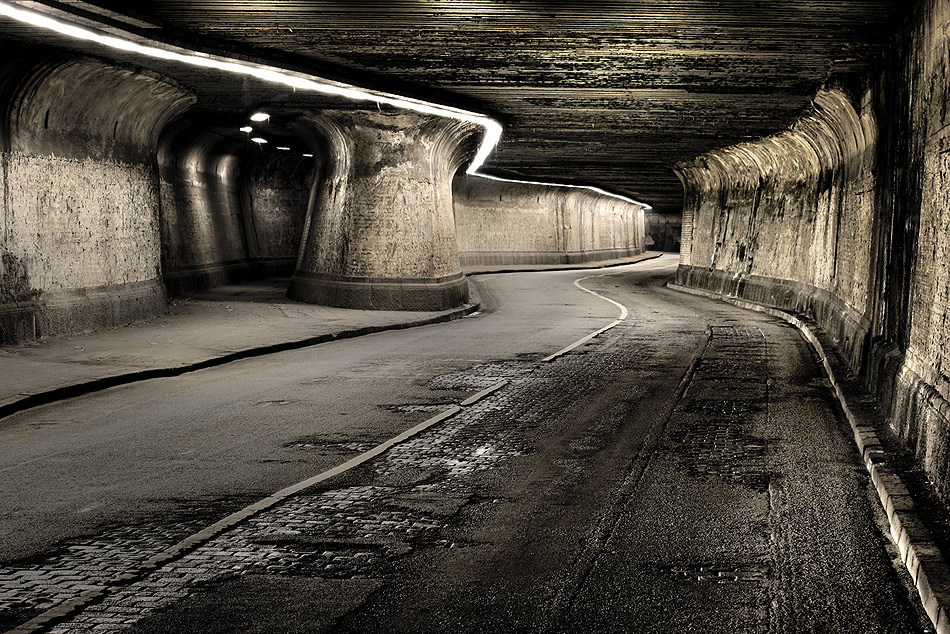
[
  {"left": 473, "top": 173, "right": 652, "bottom": 209},
  {"left": 0, "top": 0, "right": 648, "bottom": 208}
]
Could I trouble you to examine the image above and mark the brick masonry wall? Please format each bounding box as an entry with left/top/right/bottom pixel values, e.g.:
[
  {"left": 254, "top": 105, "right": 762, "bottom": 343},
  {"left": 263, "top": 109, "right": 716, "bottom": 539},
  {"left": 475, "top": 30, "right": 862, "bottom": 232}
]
[
  {"left": 454, "top": 176, "right": 646, "bottom": 267},
  {"left": 0, "top": 54, "right": 193, "bottom": 343}
]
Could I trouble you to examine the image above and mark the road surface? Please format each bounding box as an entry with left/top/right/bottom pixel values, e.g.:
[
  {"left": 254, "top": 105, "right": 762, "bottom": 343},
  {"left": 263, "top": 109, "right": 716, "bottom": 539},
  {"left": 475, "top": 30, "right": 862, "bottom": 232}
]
[{"left": 0, "top": 255, "right": 930, "bottom": 633}]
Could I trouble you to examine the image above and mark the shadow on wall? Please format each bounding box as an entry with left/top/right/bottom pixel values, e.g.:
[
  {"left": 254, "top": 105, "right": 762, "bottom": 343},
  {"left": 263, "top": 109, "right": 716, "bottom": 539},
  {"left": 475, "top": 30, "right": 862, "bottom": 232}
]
[
  {"left": 645, "top": 210, "right": 681, "bottom": 252},
  {"left": 157, "top": 114, "right": 316, "bottom": 296}
]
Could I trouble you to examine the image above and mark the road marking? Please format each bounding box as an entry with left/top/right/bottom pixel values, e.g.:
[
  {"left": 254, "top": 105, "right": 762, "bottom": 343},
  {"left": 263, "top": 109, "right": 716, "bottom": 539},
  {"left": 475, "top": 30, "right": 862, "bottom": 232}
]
[
  {"left": 542, "top": 275, "right": 629, "bottom": 362},
  {"left": 460, "top": 381, "right": 508, "bottom": 406},
  {"left": 10, "top": 376, "right": 513, "bottom": 633}
]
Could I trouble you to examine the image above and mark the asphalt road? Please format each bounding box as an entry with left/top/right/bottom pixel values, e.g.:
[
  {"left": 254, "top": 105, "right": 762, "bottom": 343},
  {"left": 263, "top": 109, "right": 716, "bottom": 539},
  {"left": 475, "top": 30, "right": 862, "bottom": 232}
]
[{"left": 0, "top": 255, "right": 932, "bottom": 633}]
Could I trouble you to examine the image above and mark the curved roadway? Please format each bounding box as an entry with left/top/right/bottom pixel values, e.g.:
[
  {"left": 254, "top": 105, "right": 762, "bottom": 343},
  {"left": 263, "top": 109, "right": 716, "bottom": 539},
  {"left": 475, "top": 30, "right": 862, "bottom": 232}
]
[{"left": 0, "top": 255, "right": 929, "bottom": 633}]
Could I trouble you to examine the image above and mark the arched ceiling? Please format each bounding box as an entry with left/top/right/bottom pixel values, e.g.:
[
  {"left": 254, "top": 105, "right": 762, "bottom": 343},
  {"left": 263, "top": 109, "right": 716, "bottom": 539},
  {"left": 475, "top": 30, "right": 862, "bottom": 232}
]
[{"left": 5, "top": 0, "right": 907, "bottom": 211}]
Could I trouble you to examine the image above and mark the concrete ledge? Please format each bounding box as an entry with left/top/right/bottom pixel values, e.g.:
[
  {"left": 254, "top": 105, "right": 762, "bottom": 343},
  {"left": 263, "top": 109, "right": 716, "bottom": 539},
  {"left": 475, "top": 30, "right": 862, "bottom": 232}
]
[
  {"left": 288, "top": 271, "right": 469, "bottom": 311},
  {"left": 0, "top": 280, "right": 166, "bottom": 345},
  {"left": 460, "top": 247, "right": 644, "bottom": 268},
  {"left": 669, "top": 281, "right": 950, "bottom": 634},
  {"left": 676, "top": 265, "right": 870, "bottom": 370},
  {"left": 0, "top": 290, "right": 479, "bottom": 421}
]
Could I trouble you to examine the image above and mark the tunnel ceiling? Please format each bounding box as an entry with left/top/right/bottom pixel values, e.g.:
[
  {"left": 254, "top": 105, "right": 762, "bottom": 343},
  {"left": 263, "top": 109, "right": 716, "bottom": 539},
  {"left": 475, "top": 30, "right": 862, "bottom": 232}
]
[{"left": 3, "top": 0, "right": 906, "bottom": 212}]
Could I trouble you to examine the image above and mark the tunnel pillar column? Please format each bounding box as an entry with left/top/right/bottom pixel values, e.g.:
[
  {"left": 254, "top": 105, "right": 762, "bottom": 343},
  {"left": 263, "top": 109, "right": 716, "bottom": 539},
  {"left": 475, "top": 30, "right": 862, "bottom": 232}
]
[{"left": 288, "top": 110, "right": 480, "bottom": 311}]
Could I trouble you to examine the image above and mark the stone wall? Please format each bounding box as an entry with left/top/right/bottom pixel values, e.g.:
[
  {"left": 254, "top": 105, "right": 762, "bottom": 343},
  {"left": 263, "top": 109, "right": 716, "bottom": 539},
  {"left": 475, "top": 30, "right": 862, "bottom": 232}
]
[
  {"left": 158, "top": 118, "right": 314, "bottom": 295},
  {"left": 288, "top": 111, "right": 478, "bottom": 311},
  {"left": 248, "top": 152, "right": 314, "bottom": 276},
  {"left": 676, "top": 86, "right": 878, "bottom": 369},
  {"left": 0, "top": 50, "right": 193, "bottom": 343},
  {"left": 454, "top": 177, "right": 646, "bottom": 267},
  {"left": 878, "top": 0, "right": 950, "bottom": 503},
  {"left": 675, "top": 0, "right": 950, "bottom": 501}
]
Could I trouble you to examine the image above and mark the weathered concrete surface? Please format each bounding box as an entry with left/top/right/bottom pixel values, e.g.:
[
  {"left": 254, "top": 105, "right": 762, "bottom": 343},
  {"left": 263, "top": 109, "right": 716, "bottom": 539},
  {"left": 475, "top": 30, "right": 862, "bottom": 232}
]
[
  {"left": 0, "top": 51, "right": 194, "bottom": 344},
  {"left": 878, "top": 0, "right": 950, "bottom": 507},
  {"left": 674, "top": 0, "right": 950, "bottom": 504},
  {"left": 676, "top": 86, "right": 878, "bottom": 369},
  {"left": 453, "top": 176, "right": 645, "bottom": 267},
  {"left": 73, "top": 0, "right": 906, "bottom": 213},
  {"left": 248, "top": 151, "right": 313, "bottom": 276},
  {"left": 0, "top": 278, "right": 474, "bottom": 418},
  {"left": 158, "top": 118, "right": 313, "bottom": 295},
  {"left": 0, "top": 257, "right": 927, "bottom": 633},
  {"left": 289, "top": 110, "right": 481, "bottom": 311}
]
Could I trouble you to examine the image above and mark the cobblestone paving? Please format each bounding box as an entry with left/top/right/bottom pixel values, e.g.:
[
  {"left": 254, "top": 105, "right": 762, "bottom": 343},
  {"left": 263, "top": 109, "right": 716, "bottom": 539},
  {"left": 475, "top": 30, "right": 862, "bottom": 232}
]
[
  {"left": 4, "top": 328, "right": 640, "bottom": 633},
  {"left": 0, "top": 505, "right": 244, "bottom": 630},
  {"left": 670, "top": 324, "right": 773, "bottom": 491}
]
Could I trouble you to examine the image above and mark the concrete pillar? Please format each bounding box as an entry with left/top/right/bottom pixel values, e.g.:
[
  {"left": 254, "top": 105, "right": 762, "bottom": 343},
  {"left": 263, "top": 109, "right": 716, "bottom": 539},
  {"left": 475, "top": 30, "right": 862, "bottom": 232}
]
[{"left": 288, "top": 110, "right": 480, "bottom": 311}]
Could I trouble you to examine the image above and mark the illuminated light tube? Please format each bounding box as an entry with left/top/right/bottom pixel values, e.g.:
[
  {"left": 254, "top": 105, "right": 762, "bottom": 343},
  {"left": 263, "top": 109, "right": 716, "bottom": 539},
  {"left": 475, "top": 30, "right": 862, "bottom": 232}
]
[
  {"left": 250, "top": 137, "right": 267, "bottom": 144},
  {"left": 302, "top": 153, "right": 314, "bottom": 157},
  {"left": 249, "top": 112, "right": 270, "bottom": 122},
  {"left": 0, "top": 0, "right": 649, "bottom": 209},
  {"left": 239, "top": 126, "right": 253, "bottom": 133},
  {"left": 472, "top": 173, "right": 653, "bottom": 210},
  {"left": 276, "top": 146, "right": 290, "bottom": 151}
]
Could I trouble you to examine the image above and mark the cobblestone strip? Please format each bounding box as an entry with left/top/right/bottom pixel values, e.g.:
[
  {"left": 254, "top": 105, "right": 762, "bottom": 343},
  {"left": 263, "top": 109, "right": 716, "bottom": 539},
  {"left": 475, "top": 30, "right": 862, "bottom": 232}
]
[
  {"left": 4, "top": 407, "right": 464, "bottom": 634},
  {"left": 6, "top": 322, "right": 643, "bottom": 633}
]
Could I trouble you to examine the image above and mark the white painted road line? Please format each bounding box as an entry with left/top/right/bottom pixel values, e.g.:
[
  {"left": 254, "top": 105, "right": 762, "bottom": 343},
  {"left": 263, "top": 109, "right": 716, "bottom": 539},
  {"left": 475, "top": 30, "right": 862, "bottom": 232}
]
[
  {"left": 542, "top": 274, "right": 629, "bottom": 362},
  {"left": 460, "top": 381, "right": 509, "bottom": 406},
  {"left": 10, "top": 373, "right": 518, "bottom": 633}
]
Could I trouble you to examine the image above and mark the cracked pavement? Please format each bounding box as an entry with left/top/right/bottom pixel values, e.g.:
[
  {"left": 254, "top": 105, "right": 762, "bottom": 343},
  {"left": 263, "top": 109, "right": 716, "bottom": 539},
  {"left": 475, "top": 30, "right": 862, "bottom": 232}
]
[{"left": 0, "top": 255, "right": 933, "bottom": 633}]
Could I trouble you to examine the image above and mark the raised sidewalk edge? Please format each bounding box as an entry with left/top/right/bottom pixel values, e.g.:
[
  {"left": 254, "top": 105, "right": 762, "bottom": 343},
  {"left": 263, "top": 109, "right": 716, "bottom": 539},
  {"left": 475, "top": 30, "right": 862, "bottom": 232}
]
[
  {"left": 0, "top": 300, "right": 480, "bottom": 422},
  {"left": 0, "top": 254, "right": 666, "bottom": 422},
  {"left": 461, "top": 250, "right": 664, "bottom": 275},
  {"left": 668, "top": 281, "right": 950, "bottom": 634}
]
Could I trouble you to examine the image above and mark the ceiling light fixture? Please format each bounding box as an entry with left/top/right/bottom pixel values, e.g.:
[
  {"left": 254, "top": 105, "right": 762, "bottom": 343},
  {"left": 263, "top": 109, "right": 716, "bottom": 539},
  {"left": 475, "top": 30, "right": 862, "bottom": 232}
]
[
  {"left": 249, "top": 112, "right": 270, "bottom": 122},
  {"left": 239, "top": 126, "right": 253, "bottom": 133},
  {"left": 0, "top": 0, "right": 649, "bottom": 209},
  {"left": 251, "top": 137, "right": 267, "bottom": 144}
]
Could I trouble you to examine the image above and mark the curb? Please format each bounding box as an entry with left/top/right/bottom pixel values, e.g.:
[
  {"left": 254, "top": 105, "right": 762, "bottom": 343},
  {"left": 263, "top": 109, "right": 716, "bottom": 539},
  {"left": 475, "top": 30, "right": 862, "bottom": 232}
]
[
  {"left": 0, "top": 301, "right": 479, "bottom": 422},
  {"left": 462, "top": 251, "right": 666, "bottom": 276},
  {"left": 8, "top": 380, "right": 511, "bottom": 634},
  {"left": 668, "top": 282, "right": 950, "bottom": 634}
]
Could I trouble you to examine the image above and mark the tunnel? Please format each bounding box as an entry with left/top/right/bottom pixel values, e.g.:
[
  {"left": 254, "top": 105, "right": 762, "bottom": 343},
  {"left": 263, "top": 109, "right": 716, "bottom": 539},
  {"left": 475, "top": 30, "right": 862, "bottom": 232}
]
[{"left": 1, "top": 1, "right": 949, "bottom": 632}]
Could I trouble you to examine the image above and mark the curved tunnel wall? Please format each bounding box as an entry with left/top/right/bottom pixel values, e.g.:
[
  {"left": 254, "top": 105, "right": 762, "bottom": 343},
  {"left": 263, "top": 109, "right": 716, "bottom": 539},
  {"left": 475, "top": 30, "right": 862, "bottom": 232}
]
[
  {"left": 675, "top": 0, "right": 950, "bottom": 502},
  {"left": 157, "top": 119, "right": 313, "bottom": 295},
  {"left": 677, "top": 86, "right": 878, "bottom": 370},
  {"left": 454, "top": 177, "right": 646, "bottom": 268},
  {"left": 0, "top": 50, "right": 194, "bottom": 343}
]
